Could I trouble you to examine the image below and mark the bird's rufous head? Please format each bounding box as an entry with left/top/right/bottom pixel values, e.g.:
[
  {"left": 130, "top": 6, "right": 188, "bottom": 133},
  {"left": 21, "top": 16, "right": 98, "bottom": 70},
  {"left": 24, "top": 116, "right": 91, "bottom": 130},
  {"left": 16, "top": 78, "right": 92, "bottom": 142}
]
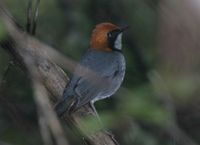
[{"left": 90, "top": 22, "right": 128, "bottom": 52}]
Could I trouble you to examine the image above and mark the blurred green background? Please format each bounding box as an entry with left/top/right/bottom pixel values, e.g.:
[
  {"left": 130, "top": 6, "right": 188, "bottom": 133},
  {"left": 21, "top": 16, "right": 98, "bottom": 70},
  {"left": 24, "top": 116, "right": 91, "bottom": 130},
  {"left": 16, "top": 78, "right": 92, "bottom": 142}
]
[{"left": 1, "top": 0, "right": 200, "bottom": 145}]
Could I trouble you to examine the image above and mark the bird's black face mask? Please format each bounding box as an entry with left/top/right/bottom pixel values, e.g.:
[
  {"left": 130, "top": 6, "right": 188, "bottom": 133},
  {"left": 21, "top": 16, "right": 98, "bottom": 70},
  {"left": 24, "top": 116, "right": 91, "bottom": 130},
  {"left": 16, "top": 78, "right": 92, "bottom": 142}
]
[
  {"left": 107, "top": 26, "right": 129, "bottom": 52},
  {"left": 107, "top": 29, "right": 122, "bottom": 52}
]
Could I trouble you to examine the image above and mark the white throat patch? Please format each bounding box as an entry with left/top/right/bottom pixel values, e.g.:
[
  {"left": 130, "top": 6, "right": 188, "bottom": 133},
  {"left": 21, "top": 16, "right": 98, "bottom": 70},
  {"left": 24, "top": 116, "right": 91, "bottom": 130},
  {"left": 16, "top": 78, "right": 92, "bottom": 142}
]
[{"left": 114, "top": 34, "right": 122, "bottom": 50}]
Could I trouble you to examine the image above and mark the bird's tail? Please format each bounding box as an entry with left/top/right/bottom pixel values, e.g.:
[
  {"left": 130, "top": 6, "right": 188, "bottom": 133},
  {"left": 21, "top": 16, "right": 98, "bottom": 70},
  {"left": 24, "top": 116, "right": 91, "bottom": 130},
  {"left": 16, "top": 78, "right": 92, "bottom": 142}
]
[{"left": 54, "top": 96, "right": 76, "bottom": 117}]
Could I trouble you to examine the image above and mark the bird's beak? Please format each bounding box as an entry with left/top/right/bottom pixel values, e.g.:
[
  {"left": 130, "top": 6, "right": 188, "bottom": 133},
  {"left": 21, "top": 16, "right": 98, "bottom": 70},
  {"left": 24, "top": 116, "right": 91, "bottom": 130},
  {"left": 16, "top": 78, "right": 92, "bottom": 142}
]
[{"left": 120, "top": 25, "right": 129, "bottom": 33}]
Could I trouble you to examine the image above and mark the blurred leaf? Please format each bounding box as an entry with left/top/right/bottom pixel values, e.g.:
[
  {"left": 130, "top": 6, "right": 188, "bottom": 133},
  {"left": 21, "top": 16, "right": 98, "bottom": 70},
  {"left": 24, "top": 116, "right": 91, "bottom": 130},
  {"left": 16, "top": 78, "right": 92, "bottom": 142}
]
[{"left": 118, "top": 86, "right": 171, "bottom": 125}]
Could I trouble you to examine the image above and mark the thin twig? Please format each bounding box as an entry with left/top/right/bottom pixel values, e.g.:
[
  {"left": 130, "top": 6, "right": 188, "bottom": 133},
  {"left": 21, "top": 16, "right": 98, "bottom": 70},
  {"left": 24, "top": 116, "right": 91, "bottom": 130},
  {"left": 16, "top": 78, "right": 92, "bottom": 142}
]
[
  {"left": 32, "top": 0, "right": 40, "bottom": 35},
  {"left": 26, "top": 0, "right": 40, "bottom": 35}
]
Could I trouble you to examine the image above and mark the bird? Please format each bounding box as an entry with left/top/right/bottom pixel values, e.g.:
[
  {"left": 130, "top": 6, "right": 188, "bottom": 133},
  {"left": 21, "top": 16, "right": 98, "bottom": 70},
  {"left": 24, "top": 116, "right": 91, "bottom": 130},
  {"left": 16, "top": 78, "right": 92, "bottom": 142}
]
[{"left": 55, "top": 22, "right": 128, "bottom": 116}]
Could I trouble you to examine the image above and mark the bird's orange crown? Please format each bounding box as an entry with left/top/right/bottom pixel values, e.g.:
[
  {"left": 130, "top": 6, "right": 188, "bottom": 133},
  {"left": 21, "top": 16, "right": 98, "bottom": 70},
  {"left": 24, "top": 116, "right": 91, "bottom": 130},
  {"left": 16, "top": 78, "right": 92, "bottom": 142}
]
[{"left": 90, "top": 22, "right": 119, "bottom": 51}]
